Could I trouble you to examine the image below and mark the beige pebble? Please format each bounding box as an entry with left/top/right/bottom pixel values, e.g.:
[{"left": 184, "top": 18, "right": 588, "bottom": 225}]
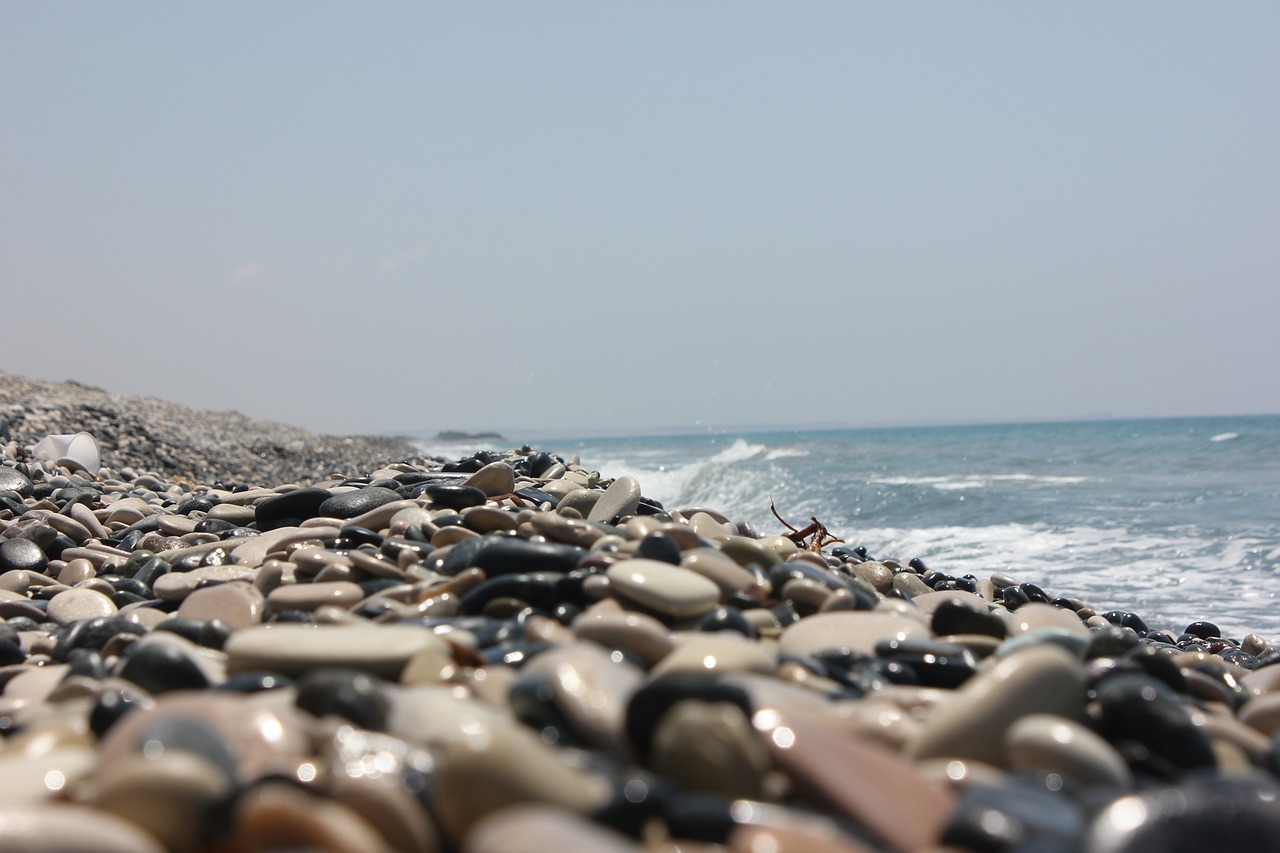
[
  {"left": 177, "top": 580, "right": 265, "bottom": 629},
  {"left": 651, "top": 632, "right": 777, "bottom": 678},
  {"left": 0, "top": 803, "right": 167, "bottom": 853},
  {"left": 605, "top": 558, "right": 720, "bottom": 618},
  {"left": 46, "top": 587, "right": 117, "bottom": 625},
  {"left": 266, "top": 580, "right": 363, "bottom": 613},
  {"left": 572, "top": 607, "right": 675, "bottom": 667},
  {"left": 225, "top": 623, "right": 450, "bottom": 679},
  {"left": 779, "top": 611, "right": 927, "bottom": 658},
  {"left": 1006, "top": 713, "right": 1132, "bottom": 788}
]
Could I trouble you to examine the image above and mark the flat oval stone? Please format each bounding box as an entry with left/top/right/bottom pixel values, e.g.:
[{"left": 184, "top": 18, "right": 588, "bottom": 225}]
[
  {"left": 319, "top": 486, "right": 402, "bottom": 520},
  {"left": 0, "top": 803, "right": 168, "bottom": 853},
  {"left": 1006, "top": 713, "right": 1132, "bottom": 788},
  {"left": 225, "top": 624, "right": 450, "bottom": 679},
  {"left": 779, "top": 612, "right": 927, "bottom": 658},
  {"left": 605, "top": 559, "right": 720, "bottom": 618},
  {"left": 1002, "top": 602, "right": 1089, "bottom": 636},
  {"left": 0, "top": 537, "right": 47, "bottom": 572},
  {"left": 435, "top": 722, "right": 612, "bottom": 842},
  {"left": 254, "top": 487, "right": 331, "bottom": 525},
  {"left": 571, "top": 608, "right": 675, "bottom": 667},
  {"left": 651, "top": 700, "right": 771, "bottom": 800},
  {"left": 177, "top": 581, "right": 265, "bottom": 630},
  {"left": 266, "top": 580, "right": 364, "bottom": 613},
  {"left": 517, "top": 643, "right": 644, "bottom": 751},
  {"left": 587, "top": 475, "right": 642, "bottom": 523},
  {"left": 907, "top": 644, "right": 1086, "bottom": 767},
  {"left": 651, "top": 633, "right": 777, "bottom": 678},
  {"left": 152, "top": 564, "right": 257, "bottom": 602},
  {"left": 0, "top": 467, "right": 34, "bottom": 497},
  {"left": 680, "top": 548, "right": 763, "bottom": 597},
  {"left": 466, "top": 804, "right": 642, "bottom": 853},
  {"left": 47, "top": 588, "right": 118, "bottom": 625}
]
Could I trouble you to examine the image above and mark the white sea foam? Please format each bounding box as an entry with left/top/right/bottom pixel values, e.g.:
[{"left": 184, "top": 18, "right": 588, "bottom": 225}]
[
  {"left": 1210, "top": 432, "right": 1239, "bottom": 442},
  {"left": 869, "top": 474, "right": 1088, "bottom": 489},
  {"left": 765, "top": 447, "right": 810, "bottom": 460}
]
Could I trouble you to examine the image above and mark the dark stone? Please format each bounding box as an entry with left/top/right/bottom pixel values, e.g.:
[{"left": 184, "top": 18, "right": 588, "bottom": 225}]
[
  {"left": 1087, "top": 625, "right": 1142, "bottom": 658},
  {"left": 0, "top": 494, "right": 27, "bottom": 517},
  {"left": 514, "top": 487, "right": 557, "bottom": 505},
  {"left": 931, "top": 597, "right": 1007, "bottom": 638},
  {"left": 698, "top": 606, "right": 758, "bottom": 639},
  {"left": 635, "top": 531, "right": 682, "bottom": 565},
  {"left": 132, "top": 557, "right": 172, "bottom": 589},
  {"left": 54, "top": 616, "right": 147, "bottom": 662},
  {"left": 1000, "top": 586, "right": 1031, "bottom": 610},
  {"left": 945, "top": 780, "right": 1085, "bottom": 853},
  {"left": 1092, "top": 673, "right": 1216, "bottom": 775},
  {"left": 338, "top": 525, "right": 382, "bottom": 547},
  {"left": 0, "top": 635, "right": 26, "bottom": 666},
  {"left": 510, "top": 672, "right": 582, "bottom": 747},
  {"left": 254, "top": 487, "right": 331, "bottom": 526},
  {"left": 771, "top": 601, "right": 801, "bottom": 627},
  {"left": 118, "top": 641, "right": 211, "bottom": 694},
  {"left": 0, "top": 467, "right": 34, "bottom": 497},
  {"left": 460, "top": 573, "right": 565, "bottom": 614},
  {"left": 527, "top": 452, "right": 557, "bottom": 478},
  {"left": 176, "top": 496, "right": 217, "bottom": 515},
  {"left": 1019, "top": 582, "right": 1050, "bottom": 603},
  {"left": 65, "top": 648, "right": 108, "bottom": 680},
  {"left": 1124, "top": 644, "right": 1188, "bottom": 694},
  {"left": 875, "top": 638, "right": 978, "bottom": 688},
  {"left": 0, "top": 537, "right": 48, "bottom": 572},
  {"left": 194, "top": 518, "right": 237, "bottom": 535},
  {"left": 89, "top": 686, "right": 155, "bottom": 739},
  {"left": 1183, "top": 620, "right": 1221, "bottom": 640},
  {"left": 217, "top": 671, "right": 292, "bottom": 693},
  {"left": 294, "top": 668, "right": 389, "bottom": 730},
  {"left": 625, "top": 672, "right": 752, "bottom": 756},
  {"left": 318, "top": 486, "right": 401, "bottom": 520},
  {"left": 472, "top": 537, "right": 586, "bottom": 577},
  {"left": 422, "top": 483, "right": 488, "bottom": 510},
  {"left": 55, "top": 485, "right": 100, "bottom": 508},
  {"left": 137, "top": 714, "right": 239, "bottom": 782},
  {"left": 1101, "top": 610, "right": 1150, "bottom": 634},
  {"left": 1087, "top": 772, "right": 1280, "bottom": 853}
]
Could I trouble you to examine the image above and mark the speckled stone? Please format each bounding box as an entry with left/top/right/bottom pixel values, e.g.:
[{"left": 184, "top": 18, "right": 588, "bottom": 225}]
[{"left": 46, "top": 587, "right": 118, "bottom": 625}]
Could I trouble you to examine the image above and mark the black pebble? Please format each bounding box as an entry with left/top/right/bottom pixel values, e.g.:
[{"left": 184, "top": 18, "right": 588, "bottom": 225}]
[
  {"left": 422, "top": 483, "right": 488, "bottom": 510},
  {"left": 625, "top": 672, "right": 753, "bottom": 756},
  {"left": 1092, "top": 673, "right": 1217, "bottom": 775},
  {"left": 472, "top": 537, "right": 586, "bottom": 577},
  {"left": 118, "top": 642, "right": 211, "bottom": 694},
  {"left": 931, "top": 597, "right": 1008, "bottom": 638},
  {"left": 697, "top": 606, "right": 758, "bottom": 639},
  {"left": 0, "top": 537, "right": 48, "bottom": 572},
  {"left": 636, "top": 532, "right": 682, "bottom": 565},
  {"left": 318, "top": 486, "right": 401, "bottom": 520},
  {"left": 0, "top": 467, "right": 34, "bottom": 497},
  {"left": 294, "top": 668, "right": 389, "bottom": 731},
  {"left": 89, "top": 686, "right": 155, "bottom": 739},
  {"left": 254, "top": 488, "right": 332, "bottom": 526}
]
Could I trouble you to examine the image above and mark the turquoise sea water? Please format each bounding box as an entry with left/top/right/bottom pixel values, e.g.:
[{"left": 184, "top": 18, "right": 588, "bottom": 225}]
[{"left": 417, "top": 416, "right": 1280, "bottom": 641}]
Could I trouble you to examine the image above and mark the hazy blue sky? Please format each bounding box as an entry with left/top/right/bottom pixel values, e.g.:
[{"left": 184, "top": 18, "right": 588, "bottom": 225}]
[{"left": 3, "top": 3, "right": 1277, "bottom": 438}]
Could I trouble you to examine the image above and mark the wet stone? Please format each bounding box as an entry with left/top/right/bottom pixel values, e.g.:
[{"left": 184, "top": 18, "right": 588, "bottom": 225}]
[
  {"left": 0, "top": 466, "right": 33, "bottom": 497},
  {"left": 0, "top": 537, "right": 48, "bottom": 572},
  {"left": 295, "top": 667, "right": 390, "bottom": 731}
]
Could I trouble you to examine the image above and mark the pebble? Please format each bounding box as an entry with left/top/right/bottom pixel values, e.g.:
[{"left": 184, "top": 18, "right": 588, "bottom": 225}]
[
  {"left": 2, "top": 411, "right": 1279, "bottom": 853},
  {"left": 605, "top": 558, "right": 720, "bottom": 618}
]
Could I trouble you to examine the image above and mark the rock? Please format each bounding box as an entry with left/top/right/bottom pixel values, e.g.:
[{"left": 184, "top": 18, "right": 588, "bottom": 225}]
[
  {"left": 254, "top": 488, "right": 331, "bottom": 525},
  {"left": 46, "top": 587, "right": 118, "bottom": 625},
  {"left": 0, "top": 466, "right": 33, "bottom": 497},
  {"left": 778, "top": 611, "right": 927, "bottom": 658},
  {"left": 588, "top": 476, "right": 642, "bottom": 523},
  {"left": 319, "top": 486, "right": 402, "bottom": 520},
  {"left": 605, "top": 559, "right": 720, "bottom": 618},
  {"left": 0, "top": 537, "right": 47, "bottom": 573},
  {"left": 465, "top": 462, "right": 516, "bottom": 497},
  {"left": 1006, "top": 713, "right": 1132, "bottom": 788},
  {"left": 908, "top": 644, "right": 1086, "bottom": 766},
  {"left": 225, "top": 623, "right": 450, "bottom": 679}
]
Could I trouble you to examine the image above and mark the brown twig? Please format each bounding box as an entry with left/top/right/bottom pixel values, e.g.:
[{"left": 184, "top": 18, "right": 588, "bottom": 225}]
[{"left": 769, "top": 497, "right": 845, "bottom": 552}]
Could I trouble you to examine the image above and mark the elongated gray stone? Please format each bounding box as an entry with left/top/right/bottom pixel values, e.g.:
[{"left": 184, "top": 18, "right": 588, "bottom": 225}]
[
  {"left": 225, "top": 624, "right": 449, "bottom": 679},
  {"left": 587, "top": 475, "right": 641, "bottom": 523}
]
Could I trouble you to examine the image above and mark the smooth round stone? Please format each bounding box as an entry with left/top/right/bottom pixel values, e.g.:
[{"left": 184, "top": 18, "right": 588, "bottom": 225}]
[
  {"left": 152, "top": 564, "right": 257, "bottom": 601},
  {"left": 1002, "top": 602, "right": 1089, "bottom": 636},
  {"left": 0, "top": 803, "right": 168, "bottom": 853},
  {"left": 587, "top": 475, "right": 642, "bottom": 523},
  {"left": 907, "top": 644, "right": 1086, "bottom": 767},
  {"left": 605, "top": 559, "right": 720, "bottom": 618},
  {"left": 473, "top": 537, "right": 585, "bottom": 576},
  {"left": 1092, "top": 673, "right": 1216, "bottom": 772},
  {"left": 651, "top": 633, "right": 776, "bottom": 678},
  {"left": 319, "top": 486, "right": 401, "bottom": 520},
  {"left": 850, "top": 561, "right": 894, "bottom": 594},
  {"left": 425, "top": 483, "right": 488, "bottom": 510},
  {"left": 929, "top": 596, "right": 1008, "bottom": 638},
  {"left": 651, "top": 700, "right": 770, "bottom": 799},
  {"left": 528, "top": 512, "right": 605, "bottom": 548},
  {"left": 516, "top": 643, "right": 644, "bottom": 751},
  {"left": 225, "top": 623, "right": 450, "bottom": 679},
  {"left": 56, "top": 557, "right": 95, "bottom": 585},
  {"left": 0, "top": 537, "right": 47, "bottom": 573},
  {"left": 0, "top": 467, "right": 33, "bottom": 497},
  {"left": 891, "top": 572, "right": 932, "bottom": 598},
  {"left": 435, "top": 721, "right": 612, "bottom": 842},
  {"left": 681, "top": 548, "right": 763, "bottom": 597},
  {"left": 266, "top": 580, "right": 363, "bottom": 613},
  {"left": 466, "top": 804, "right": 642, "bottom": 853},
  {"left": 463, "top": 506, "right": 519, "bottom": 533},
  {"left": 465, "top": 462, "right": 516, "bottom": 497},
  {"left": 1240, "top": 691, "right": 1280, "bottom": 736},
  {"left": 779, "top": 611, "right": 926, "bottom": 658},
  {"left": 1085, "top": 773, "right": 1280, "bottom": 853},
  {"left": 233, "top": 781, "right": 396, "bottom": 853},
  {"left": 46, "top": 587, "right": 118, "bottom": 625},
  {"left": 0, "top": 744, "right": 98, "bottom": 806},
  {"left": 295, "top": 667, "right": 390, "bottom": 730},
  {"left": 571, "top": 609, "right": 675, "bottom": 667},
  {"left": 557, "top": 489, "right": 601, "bottom": 518},
  {"left": 177, "top": 581, "right": 265, "bottom": 629},
  {"left": 1006, "top": 713, "right": 1132, "bottom": 788},
  {"left": 77, "top": 751, "right": 232, "bottom": 853},
  {"left": 118, "top": 638, "right": 211, "bottom": 694},
  {"left": 253, "top": 487, "right": 331, "bottom": 525}
]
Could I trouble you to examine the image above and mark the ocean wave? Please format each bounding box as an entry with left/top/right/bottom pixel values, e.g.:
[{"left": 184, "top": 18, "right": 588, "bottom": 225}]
[
  {"left": 869, "top": 474, "right": 1089, "bottom": 489},
  {"left": 765, "top": 447, "right": 810, "bottom": 460},
  {"left": 1210, "top": 432, "right": 1239, "bottom": 442}
]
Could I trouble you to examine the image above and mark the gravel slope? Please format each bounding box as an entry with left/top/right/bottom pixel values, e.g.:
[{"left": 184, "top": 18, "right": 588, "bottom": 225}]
[{"left": 0, "top": 370, "right": 421, "bottom": 486}]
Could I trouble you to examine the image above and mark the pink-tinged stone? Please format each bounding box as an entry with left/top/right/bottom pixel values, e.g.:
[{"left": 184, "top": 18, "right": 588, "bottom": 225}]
[
  {"left": 0, "top": 804, "right": 167, "bottom": 853},
  {"left": 755, "top": 711, "right": 954, "bottom": 853},
  {"left": 778, "top": 611, "right": 928, "bottom": 658},
  {"left": 266, "top": 580, "right": 363, "bottom": 613},
  {"left": 465, "top": 804, "right": 642, "bottom": 853},
  {"left": 177, "top": 580, "right": 265, "bottom": 629}
]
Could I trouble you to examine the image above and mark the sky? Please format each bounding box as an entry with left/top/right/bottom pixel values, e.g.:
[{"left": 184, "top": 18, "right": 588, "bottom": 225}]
[{"left": 3, "top": 3, "right": 1277, "bottom": 439}]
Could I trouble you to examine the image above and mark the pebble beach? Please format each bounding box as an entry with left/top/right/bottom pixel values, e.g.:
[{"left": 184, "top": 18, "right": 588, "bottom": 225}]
[{"left": 2, "top": 371, "right": 1279, "bottom": 852}]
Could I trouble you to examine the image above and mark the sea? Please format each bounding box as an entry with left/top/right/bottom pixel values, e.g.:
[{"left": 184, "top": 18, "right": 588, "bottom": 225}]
[{"left": 414, "top": 415, "right": 1280, "bottom": 642}]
